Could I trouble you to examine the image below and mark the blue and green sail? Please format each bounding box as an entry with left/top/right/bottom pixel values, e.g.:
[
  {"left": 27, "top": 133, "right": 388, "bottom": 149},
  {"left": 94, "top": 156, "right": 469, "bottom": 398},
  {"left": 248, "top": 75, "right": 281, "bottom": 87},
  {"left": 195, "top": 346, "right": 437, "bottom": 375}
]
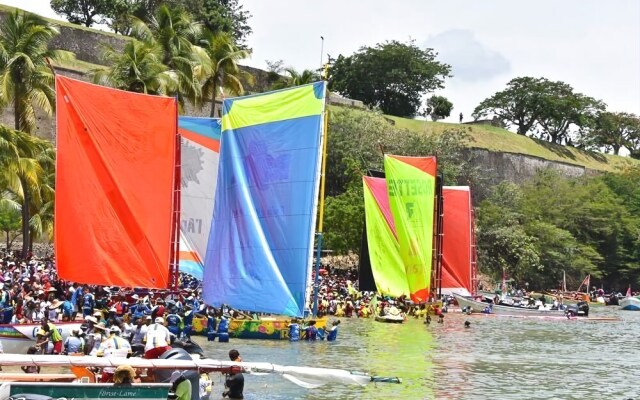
[{"left": 203, "top": 83, "right": 326, "bottom": 317}]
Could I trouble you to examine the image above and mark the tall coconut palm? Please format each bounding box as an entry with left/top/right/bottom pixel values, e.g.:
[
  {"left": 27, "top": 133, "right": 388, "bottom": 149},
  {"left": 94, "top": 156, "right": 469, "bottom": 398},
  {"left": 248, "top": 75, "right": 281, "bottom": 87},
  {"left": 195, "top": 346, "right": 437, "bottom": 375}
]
[
  {"left": 92, "top": 39, "right": 175, "bottom": 95},
  {"left": 199, "top": 31, "right": 253, "bottom": 117},
  {"left": 0, "top": 125, "right": 49, "bottom": 257},
  {"left": 27, "top": 146, "right": 55, "bottom": 249},
  {"left": 0, "top": 10, "right": 73, "bottom": 257},
  {"left": 271, "top": 67, "right": 320, "bottom": 89},
  {"left": 130, "top": 5, "right": 205, "bottom": 107}
]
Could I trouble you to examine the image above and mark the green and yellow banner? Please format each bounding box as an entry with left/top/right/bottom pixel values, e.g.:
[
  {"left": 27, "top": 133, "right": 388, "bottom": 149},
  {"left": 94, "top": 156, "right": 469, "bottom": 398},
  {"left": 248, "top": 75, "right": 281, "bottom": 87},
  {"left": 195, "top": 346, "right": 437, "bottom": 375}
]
[
  {"left": 363, "top": 176, "right": 410, "bottom": 297},
  {"left": 384, "top": 155, "right": 437, "bottom": 302}
]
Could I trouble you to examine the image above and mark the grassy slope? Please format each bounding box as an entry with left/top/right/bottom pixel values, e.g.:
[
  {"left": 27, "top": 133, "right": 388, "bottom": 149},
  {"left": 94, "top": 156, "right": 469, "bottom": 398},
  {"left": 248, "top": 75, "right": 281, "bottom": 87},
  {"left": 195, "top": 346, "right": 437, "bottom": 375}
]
[
  {"left": 384, "top": 115, "right": 638, "bottom": 173},
  {"left": 0, "top": 4, "right": 123, "bottom": 39}
]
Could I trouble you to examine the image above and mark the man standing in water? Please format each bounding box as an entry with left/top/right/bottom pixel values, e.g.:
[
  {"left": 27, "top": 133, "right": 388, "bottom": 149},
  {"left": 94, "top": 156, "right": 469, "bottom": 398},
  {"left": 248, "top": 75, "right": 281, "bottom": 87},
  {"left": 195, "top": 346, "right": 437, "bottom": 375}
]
[{"left": 223, "top": 349, "right": 244, "bottom": 399}]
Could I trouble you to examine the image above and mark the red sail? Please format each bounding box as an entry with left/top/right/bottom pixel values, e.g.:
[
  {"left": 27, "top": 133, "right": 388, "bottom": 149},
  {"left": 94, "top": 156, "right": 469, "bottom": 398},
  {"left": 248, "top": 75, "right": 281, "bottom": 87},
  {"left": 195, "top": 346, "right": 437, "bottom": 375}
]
[
  {"left": 55, "top": 77, "right": 177, "bottom": 288},
  {"left": 441, "top": 186, "right": 474, "bottom": 296}
]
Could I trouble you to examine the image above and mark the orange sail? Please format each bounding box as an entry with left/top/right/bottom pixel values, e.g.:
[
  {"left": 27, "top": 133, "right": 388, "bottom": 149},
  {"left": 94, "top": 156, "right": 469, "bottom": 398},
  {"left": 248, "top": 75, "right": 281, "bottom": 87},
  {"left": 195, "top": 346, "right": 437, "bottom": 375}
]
[
  {"left": 54, "top": 77, "right": 178, "bottom": 288},
  {"left": 441, "top": 186, "right": 474, "bottom": 296}
]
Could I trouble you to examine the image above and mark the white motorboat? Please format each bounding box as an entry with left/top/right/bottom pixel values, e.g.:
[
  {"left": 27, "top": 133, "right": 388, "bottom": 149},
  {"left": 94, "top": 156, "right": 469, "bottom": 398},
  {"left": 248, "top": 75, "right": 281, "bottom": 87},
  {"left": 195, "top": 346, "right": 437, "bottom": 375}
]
[
  {"left": 620, "top": 296, "right": 640, "bottom": 311},
  {"left": 453, "top": 294, "right": 588, "bottom": 317}
]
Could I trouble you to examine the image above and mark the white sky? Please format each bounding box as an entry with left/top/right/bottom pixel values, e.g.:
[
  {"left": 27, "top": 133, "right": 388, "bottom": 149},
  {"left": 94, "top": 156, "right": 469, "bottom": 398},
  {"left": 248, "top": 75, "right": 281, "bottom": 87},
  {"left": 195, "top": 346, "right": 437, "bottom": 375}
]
[{"left": 3, "top": 0, "right": 640, "bottom": 122}]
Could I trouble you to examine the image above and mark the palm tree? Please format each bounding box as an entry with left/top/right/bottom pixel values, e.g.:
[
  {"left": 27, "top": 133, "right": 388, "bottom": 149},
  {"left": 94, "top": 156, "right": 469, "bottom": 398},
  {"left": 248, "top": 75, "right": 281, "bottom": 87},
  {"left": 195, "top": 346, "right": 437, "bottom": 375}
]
[
  {"left": 0, "top": 10, "right": 73, "bottom": 257},
  {"left": 199, "top": 31, "right": 253, "bottom": 117},
  {"left": 27, "top": 146, "right": 55, "bottom": 250},
  {"left": 92, "top": 39, "right": 175, "bottom": 95},
  {"left": 271, "top": 67, "right": 320, "bottom": 89},
  {"left": 130, "top": 5, "right": 205, "bottom": 107},
  {"left": 0, "top": 125, "right": 50, "bottom": 257}
]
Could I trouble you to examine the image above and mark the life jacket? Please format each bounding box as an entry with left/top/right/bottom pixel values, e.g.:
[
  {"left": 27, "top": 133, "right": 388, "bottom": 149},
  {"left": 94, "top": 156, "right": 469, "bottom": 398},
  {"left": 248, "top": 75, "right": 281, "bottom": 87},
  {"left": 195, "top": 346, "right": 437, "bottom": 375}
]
[
  {"left": 327, "top": 326, "right": 338, "bottom": 341},
  {"left": 82, "top": 294, "right": 94, "bottom": 309},
  {"left": 288, "top": 323, "right": 300, "bottom": 342},
  {"left": 166, "top": 314, "right": 181, "bottom": 327}
]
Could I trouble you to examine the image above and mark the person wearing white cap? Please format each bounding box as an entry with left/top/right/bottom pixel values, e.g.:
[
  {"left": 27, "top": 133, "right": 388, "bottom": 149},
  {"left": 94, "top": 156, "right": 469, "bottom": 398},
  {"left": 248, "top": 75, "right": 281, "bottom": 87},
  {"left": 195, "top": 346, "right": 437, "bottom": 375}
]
[
  {"left": 97, "top": 325, "right": 132, "bottom": 382},
  {"left": 142, "top": 317, "right": 171, "bottom": 359},
  {"left": 63, "top": 328, "right": 85, "bottom": 355}
]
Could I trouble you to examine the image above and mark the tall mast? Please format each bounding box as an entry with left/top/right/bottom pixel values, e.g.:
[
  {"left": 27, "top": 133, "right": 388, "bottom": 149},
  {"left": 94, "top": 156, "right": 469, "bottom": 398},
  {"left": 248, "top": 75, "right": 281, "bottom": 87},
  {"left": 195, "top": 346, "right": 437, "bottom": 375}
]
[
  {"left": 168, "top": 101, "right": 181, "bottom": 291},
  {"left": 312, "top": 104, "right": 329, "bottom": 318}
]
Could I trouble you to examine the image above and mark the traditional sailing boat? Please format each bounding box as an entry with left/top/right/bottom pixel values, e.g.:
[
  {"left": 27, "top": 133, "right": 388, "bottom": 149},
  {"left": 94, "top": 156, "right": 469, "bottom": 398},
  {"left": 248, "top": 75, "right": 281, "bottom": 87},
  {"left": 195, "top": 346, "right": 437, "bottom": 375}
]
[
  {"left": 360, "top": 160, "right": 476, "bottom": 320},
  {"left": 0, "top": 77, "right": 398, "bottom": 396}
]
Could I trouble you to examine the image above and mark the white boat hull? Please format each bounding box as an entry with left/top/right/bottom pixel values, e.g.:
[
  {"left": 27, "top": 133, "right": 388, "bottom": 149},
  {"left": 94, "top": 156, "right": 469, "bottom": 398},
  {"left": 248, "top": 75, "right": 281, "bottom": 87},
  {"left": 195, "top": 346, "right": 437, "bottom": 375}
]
[
  {"left": 0, "top": 322, "right": 82, "bottom": 354},
  {"left": 620, "top": 297, "right": 640, "bottom": 311},
  {"left": 454, "top": 294, "right": 568, "bottom": 317}
]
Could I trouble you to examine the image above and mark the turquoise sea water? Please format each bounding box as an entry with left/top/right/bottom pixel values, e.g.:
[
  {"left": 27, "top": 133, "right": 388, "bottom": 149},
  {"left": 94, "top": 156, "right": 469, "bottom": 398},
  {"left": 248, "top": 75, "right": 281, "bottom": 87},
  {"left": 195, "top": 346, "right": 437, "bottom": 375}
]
[{"left": 197, "top": 306, "right": 639, "bottom": 399}]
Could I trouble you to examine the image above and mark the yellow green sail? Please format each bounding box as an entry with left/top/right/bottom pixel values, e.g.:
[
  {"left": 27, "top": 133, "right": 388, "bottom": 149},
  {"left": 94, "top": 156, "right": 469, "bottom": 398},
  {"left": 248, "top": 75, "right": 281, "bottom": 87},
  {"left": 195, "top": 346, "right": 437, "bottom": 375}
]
[
  {"left": 363, "top": 176, "right": 410, "bottom": 297},
  {"left": 384, "top": 155, "right": 437, "bottom": 302}
]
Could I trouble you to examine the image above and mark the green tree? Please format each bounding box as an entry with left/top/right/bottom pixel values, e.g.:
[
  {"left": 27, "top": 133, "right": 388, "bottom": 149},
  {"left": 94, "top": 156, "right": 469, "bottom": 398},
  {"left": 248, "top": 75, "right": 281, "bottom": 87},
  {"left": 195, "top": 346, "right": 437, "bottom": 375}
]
[
  {"left": 425, "top": 95, "right": 453, "bottom": 121},
  {"left": 130, "top": 5, "right": 204, "bottom": 107},
  {"left": 195, "top": 0, "right": 252, "bottom": 47},
  {"left": 271, "top": 67, "right": 319, "bottom": 89},
  {"left": 50, "top": 0, "right": 113, "bottom": 27},
  {"left": 0, "top": 10, "right": 72, "bottom": 258},
  {"left": 198, "top": 31, "right": 252, "bottom": 117},
  {"left": 92, "top": 39, "right": 174, "bottom": 95},
  {"left": 265, "top": 59, "right": 284, "bottom": 86},
  {"left": 535, "top": 82, "right": 604, "bottom": 145},
  {"left": 473, "top": 77, "right": 551, "bottom": 136},
  {"left": 582, "top": 111, "right": 640, "bottom": 155},
  {"left": 0, "top": 206, "right": 21, "bottom": 251},
  {"left": 329, "top": 40, "right": 451, "bottom": 117},
  {"left": 323, "top": 184, "right": 364, "bottom": 254}
]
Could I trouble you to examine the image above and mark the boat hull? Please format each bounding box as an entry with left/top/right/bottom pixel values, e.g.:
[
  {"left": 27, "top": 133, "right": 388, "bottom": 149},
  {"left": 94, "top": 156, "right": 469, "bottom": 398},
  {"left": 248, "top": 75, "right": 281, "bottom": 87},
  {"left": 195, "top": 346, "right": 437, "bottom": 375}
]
[
  {"left": 3, "top": 382, "right": 170, "bottom": 400},
  {"left": 374, "top": 315, "right": 405, "bottom": 323},
  {"left": 620, "top": 297, "right": 640, "bottom": 311},
  {"left": 453, "top": 294, "right": 569, "bottom": 317},
  {"left": 0, "top": 322, "right": 82, "bottom": 354},
  {"left": 191, "top": 317, "right": 328, "bottom": 340}
]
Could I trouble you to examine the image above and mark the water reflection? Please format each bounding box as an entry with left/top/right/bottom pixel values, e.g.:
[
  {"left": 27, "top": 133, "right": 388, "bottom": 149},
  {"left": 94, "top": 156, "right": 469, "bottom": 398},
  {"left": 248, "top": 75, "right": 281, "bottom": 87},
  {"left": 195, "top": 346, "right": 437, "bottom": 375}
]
[{"left": 196, "top": 307, "right": 640, "bottom": 399}]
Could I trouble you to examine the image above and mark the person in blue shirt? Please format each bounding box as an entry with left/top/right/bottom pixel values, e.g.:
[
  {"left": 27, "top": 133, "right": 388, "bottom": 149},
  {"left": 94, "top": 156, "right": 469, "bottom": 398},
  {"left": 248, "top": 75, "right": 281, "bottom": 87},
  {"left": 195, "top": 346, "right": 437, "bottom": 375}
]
[
  {"left": 82, "top": 290, "right": 95, "bottom": 318},
  {"left": 131, "top": 299, "right": 150, "bottom": 323},
  {"left": 305, "top": 320, "right": 318, "bottom": 341},
  {"left": 181, "top": 305, "right": 194, "bottom": 340},
  {"left": 62, "top": 295, "right": 74, "bottom": 322},
  {"left": 288, "top": 319, "right": 300, "bottom": 342},
  {"left": 326, "top": 320, "right": 341, "bottom": 341},
  {"left": 70, "top": 284, "right": 82, "bottom": 320},
  {"left": 166, "top": 311, "right": 182, "bottom": 337}
]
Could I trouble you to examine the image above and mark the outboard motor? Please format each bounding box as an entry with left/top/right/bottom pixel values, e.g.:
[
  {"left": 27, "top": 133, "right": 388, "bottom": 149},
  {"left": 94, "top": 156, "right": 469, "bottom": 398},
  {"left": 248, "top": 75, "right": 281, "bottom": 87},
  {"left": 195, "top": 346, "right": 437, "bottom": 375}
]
[
  {"left": 565, "top": 301, "right": 589, "bottom": 317},
  {"left": 157, "top": 348, "right": 200, "bottom": 400},
  {"left": 577, "top": 301, "right": 589, "bottom": 317},
  {"left": 131, "top": 343, "right": 145, "bottom": 357},
  {"left": 172, "top": 338, "right": 206, "bottom": 359}
]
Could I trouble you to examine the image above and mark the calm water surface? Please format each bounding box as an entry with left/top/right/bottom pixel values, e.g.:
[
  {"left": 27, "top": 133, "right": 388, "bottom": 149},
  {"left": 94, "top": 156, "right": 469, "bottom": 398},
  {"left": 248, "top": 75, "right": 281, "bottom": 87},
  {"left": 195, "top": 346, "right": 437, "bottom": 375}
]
[{"left": 196, "top": 306, "right": 639, "bottom": 400}]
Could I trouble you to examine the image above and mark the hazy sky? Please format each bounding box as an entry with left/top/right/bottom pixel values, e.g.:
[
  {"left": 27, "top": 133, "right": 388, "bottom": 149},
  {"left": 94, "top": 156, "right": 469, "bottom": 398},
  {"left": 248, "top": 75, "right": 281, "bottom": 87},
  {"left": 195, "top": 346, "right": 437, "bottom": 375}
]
[{"left": 3, "top": 0, "right": 639, "bottom": 122}]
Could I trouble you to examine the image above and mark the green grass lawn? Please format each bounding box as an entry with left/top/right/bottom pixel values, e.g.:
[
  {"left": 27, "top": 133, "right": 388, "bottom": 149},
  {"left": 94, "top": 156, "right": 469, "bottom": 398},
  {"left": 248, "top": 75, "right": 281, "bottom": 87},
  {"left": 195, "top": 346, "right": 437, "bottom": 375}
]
[
  {"left": 384, "top": 114, "right": 638, "bottom": 173},
  {"left": 54, "top": 58, "right": 104, "bottom": 73}
]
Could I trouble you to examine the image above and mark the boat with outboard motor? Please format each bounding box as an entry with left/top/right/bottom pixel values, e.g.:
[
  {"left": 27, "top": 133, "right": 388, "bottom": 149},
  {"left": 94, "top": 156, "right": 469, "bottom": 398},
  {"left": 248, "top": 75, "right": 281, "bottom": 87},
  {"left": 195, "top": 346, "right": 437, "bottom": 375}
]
[
  {"left": 0, "top": 353, "right": 401, "bottom": 399},
  {"left": 453, "top": 293, "right": 589, "bottom": 317}
]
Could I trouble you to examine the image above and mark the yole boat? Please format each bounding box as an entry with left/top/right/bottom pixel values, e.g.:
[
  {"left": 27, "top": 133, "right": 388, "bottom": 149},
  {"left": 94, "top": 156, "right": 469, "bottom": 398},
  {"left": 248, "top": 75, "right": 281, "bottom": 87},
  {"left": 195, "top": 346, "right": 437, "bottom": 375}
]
[
  {"left": 0, "top": 354, "right": 401, "bottom": 399},
  {"left": 0, "top": 321, "right": 82, "bottom": 355}
]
